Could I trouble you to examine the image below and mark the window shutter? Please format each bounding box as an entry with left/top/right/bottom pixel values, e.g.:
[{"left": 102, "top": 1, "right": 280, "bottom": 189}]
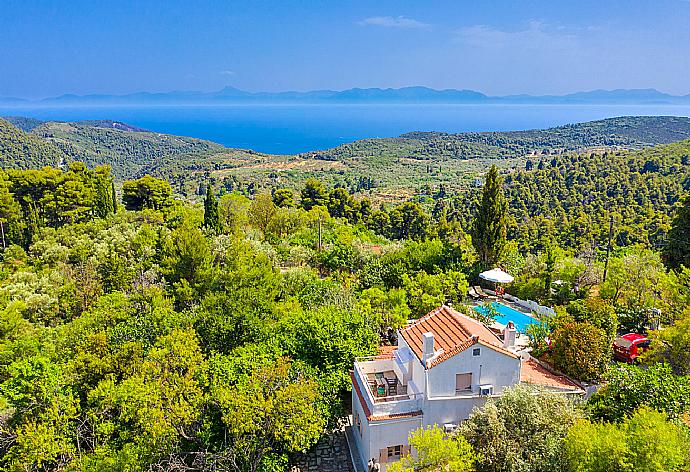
[
  {"left": 456, "top": 373, "right": 472, "bottom": 391},
  {"left": 379, "top": 448, "right": 388, "bottom": 463}
]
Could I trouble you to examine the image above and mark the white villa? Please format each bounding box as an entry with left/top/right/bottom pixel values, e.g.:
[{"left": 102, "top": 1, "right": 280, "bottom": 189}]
[{"left": 348, "top": 305, "right": 583, "bottom": 470}]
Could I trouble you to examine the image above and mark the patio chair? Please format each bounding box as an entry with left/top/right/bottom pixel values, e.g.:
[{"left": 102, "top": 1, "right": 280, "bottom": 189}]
[
  {"left": 468, "top": 286, "right": 481, "bottom": 300},
  {"left": 385, "top": 377, "right": 397, "bottom": 396},
  {"left": 474, "top": 286, "right": 490, "bottom": 299}
]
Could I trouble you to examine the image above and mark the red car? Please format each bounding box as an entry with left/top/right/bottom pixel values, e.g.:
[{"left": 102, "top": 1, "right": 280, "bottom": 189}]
[{"left": 613, "top": 333, "right": 651, "bottom": 363}]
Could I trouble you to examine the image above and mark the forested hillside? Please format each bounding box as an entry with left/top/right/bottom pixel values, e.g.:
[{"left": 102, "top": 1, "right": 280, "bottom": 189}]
[
  {"left": 2, "top": 116, "right": 690, "bottom": 199},
  {"left": 443, "top": 140, "right": 690, "bottom": 252},
  {"left": 0, "top": 119, "right": 68, "bottom": 169},
  {"left": 31, "top": 121, "right": 226, "bottom": 180},
  {"left": 403, "top": 116, "right": 690, "bottom": 156},
  {"left": 3, "top": 116, "right": 44, "bottom": 132}
]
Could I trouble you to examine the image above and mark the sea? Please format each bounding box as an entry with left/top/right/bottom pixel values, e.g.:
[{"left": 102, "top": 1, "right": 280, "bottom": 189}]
[{"left": 3, "top": 104, "right": 690, "bottom": 155}]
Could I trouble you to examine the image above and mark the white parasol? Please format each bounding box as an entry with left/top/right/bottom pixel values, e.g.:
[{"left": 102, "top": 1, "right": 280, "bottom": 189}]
[{"left": 479, "top": 268, "right": 514, "bottom": 284}]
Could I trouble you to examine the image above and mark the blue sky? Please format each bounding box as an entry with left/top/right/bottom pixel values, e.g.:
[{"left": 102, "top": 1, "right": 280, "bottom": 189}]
[{"left": 2, "top": 0, "right": 690, "bottom": 98}]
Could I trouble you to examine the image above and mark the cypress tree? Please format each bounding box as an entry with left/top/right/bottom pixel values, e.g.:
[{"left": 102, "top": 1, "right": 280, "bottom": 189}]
[
  {"left": 203, "top": 184, "right": 220, "bottom": 232},
  {"left": 111, "top": 181, "right": 118, "bottom": 213},
  {"left": 472, "top": 165, "right": 507, "bottom": 268},
  {"left": 94, "top": 177, "right": 112, "bottom": 218},
  {"left": 93, "top": 166, "right": 115, "bottom": 219}
]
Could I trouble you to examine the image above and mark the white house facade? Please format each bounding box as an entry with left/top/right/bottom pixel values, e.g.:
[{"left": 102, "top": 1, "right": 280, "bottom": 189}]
[{"left": 348, "top": 305, "right": 583, "bottom": 470}]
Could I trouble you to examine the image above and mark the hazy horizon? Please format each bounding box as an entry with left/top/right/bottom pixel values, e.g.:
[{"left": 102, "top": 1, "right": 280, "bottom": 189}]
[
  {"left": 3, "top": 0, "right": 690, "bottom": 99},
  {"left": 4, "top": 85, "right": 690, "bottom": 102}
]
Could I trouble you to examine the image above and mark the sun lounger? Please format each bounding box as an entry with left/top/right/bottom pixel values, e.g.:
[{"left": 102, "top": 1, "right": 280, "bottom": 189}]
[
  {"left": 474, "top": 286, "right": 490, "bottom": 299},
  {"left": 468, "top": 286, "right": 481, "bottom": 300}
]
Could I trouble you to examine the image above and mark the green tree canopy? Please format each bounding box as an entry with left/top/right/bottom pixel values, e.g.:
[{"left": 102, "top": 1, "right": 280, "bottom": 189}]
[
  {"left": 587, "top": 363, "right": 690, "bottom": 422},
  {"left": 458, "top": 385, "right": 584, "bottom": 472},
  {"left": 300, "top": 178, "right": 328, "bottom": 211},
  {"left": 272, "top": 188, "right": 295, "bottom": 208},
  {"left": 387, "top": 425, "right": 477, "bottom": 472},
  {"left": 564, "top": 408, "right": 690, "bottom": 472},
  {"left": 472, "top": 165, "right": 507, "bottom": 268},
  {"left": 549, "top": 321, "right": 610, "bottom": 382},
  {"left": 203, "top": 183, "right": 221, "bottom": 232},
  {"left": 665, "top": 193, "right": 690, "bottom": 269},
  {"left": 122, "top": 175, "right": 172, "bottom": 211},
  {"left": 388, "top": 202, "right": 430, "bottom": 241},
  {"left": 210, "top": 358, "right": 326, "bottom": 472}
]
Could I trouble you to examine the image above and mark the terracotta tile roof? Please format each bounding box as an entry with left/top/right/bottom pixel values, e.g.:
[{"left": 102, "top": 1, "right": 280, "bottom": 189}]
[
  {"left": 375, "top": 345, "right": 397, "bottom": 358},
  {"left": 520, "top": 358, "right": 583, "bottom": 392},
  {"left": 400, "top": 305, "right": 519, "bottom": 368},
  {"left": 349, "top": 371, "right": 423, "bottom": 422}
]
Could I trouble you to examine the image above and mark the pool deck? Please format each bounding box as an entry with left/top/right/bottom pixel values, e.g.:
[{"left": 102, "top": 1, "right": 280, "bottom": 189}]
[{"left": 468, "top": 296, "right": 535, "bottom": 348}]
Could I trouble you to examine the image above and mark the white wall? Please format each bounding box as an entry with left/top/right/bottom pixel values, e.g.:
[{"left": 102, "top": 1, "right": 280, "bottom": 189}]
[
  {"left": 352, "top": 387, "right": 370, "bottom": 468},
  {"left": 368, "top": 416, "right": 423, "bottom": 470},
  {"left": 353, "top": 384, "right": 424, "bottom": 471},
  {"left": 427, "top": 345, "right": 521, "bottom": 397},
  {"left": 422, "top": 396, "right": 489, "bottom": 427},
  {"left": 398, "top": 336, "right": 426, "bottom": 395}
]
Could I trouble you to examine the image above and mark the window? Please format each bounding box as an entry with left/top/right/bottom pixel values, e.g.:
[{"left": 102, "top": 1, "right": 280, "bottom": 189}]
[
  {"left": 353, "top": 411, "right": 360, "bottom": 434},
  {"left": 380, "top": 445, "right": 410, "bottom": 463},
  {"left": 456, "top": 373, "right": 472, "bottom": 393},
  {"left": 387, "top": 445, "right": 402, "bottom": 459},
  {"left": 472, "top": 348, "right": 481, "bottom": 357}
]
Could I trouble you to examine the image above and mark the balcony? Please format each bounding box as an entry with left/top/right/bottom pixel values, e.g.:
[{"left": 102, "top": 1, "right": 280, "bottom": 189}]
[{"left": 353, "top": 353, "right": 423, "bottom": 418}]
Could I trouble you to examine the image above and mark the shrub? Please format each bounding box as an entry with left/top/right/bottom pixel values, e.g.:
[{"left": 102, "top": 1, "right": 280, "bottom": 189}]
[
  {"left": 458, "top": 385, "right": 583, "bottom": 472},
  {"left": 549, "top": 322, "right": 610, "bottom": 382},
  {"left": 588, "top": 363, "right": 690, "bottom": 422},
  {"left": 564, "top": 408, "right": 690, "bottom": 472}
]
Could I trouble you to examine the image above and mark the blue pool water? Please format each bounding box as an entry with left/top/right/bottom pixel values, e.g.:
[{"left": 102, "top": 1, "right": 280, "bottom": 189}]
[{"left": 474, "top": 302, "right": 539, "bottom": 333}]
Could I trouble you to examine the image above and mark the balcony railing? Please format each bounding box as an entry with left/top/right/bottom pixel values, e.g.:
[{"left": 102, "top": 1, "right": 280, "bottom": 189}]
[{"left": 353, "top": 357, "right": 423, "bottom": 417}]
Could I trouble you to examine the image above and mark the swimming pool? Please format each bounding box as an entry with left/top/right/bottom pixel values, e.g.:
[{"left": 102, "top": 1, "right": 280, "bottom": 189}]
[{"left": 473, "top": 302, "right": 539, "bottom": 333}]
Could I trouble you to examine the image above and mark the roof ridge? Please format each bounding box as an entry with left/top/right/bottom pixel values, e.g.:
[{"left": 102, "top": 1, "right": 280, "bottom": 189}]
[
  {"left": 446, "top": 305, "right": 504, "bottom": 345},
  {"left": 400, "top": 304, "right": 519, "bottom": 368},
  {"left": 401, "top": 305, "right": 444, "bottom": 331}
]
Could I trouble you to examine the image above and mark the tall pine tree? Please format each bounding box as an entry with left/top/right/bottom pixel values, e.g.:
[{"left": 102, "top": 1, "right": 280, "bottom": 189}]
[
  {"left": 665, "top": 193, "right": 690, "bottom": 269},
  {"left": 472, "top": 165, "right": 507, "bottom": 268},
  {"left": 0, "top": 178, "right": 20, "bottom": 249},
  {"left": 203, "top": 184, "right": 221, "bottom": 232}
]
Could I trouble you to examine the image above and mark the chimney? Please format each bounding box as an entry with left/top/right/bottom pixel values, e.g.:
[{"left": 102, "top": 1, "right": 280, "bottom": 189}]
[
  {"left": 422, "top": 332, "right": 435, "bottom": 363},
  {"left": 503, "top": 321, "right": 517, "bottom": 349}
]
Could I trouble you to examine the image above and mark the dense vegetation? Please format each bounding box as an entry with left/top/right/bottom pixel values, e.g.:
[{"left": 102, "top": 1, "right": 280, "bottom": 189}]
[
  {"left": 0, "top": 119, "right": 67, "bottom": 170},
  {"left": 2, "top": 117, "right": 44, "bottom": 133},
  {"left": 444, "top": 140, "right": 690, "bottom": 252},
  {"left": 403, "top": 115, "right": 690, "bottom": 155},
  {"left": 0, "top": 116, "right": 689, "bottom": 471},
  {"left": 32, "top": 121, "right": 226, "bottom": 181}
]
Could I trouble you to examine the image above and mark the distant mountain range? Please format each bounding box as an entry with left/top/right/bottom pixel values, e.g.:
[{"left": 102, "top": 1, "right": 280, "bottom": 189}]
[{"left": 2, "top": 86, "right": 690, "bottom": 106}]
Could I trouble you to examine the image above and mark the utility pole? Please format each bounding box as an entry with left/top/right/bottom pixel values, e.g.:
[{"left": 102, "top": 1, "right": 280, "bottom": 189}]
[{"left": 603, "top": 215, "right": 614, "bottom": 282}]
